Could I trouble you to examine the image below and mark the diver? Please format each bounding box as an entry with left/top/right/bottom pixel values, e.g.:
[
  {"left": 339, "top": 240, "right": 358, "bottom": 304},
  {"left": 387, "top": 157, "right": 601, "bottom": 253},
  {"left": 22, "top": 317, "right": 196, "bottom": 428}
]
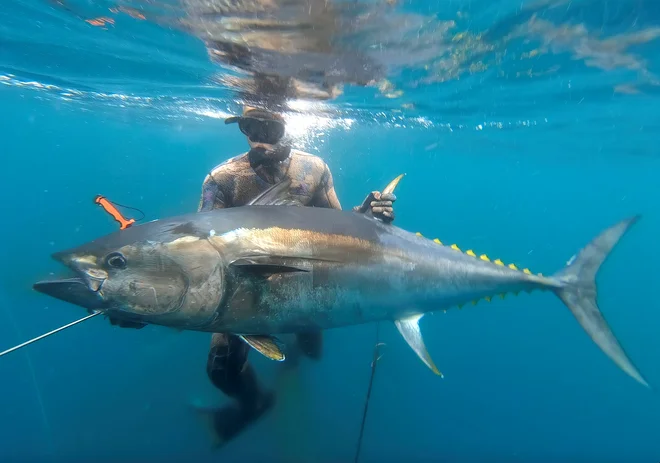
[
  {"left": 196, "top": 105, "right": 396, "bottom": 447},
  {"left": 104, "top": 104, "right": 397, "bottom": 445}
]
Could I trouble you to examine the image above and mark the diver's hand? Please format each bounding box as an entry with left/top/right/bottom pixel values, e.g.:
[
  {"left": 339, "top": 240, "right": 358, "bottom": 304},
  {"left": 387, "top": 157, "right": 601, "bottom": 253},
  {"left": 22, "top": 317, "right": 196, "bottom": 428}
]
[{"left": 353, "top": 191, "right": 396, "bottom": 223}]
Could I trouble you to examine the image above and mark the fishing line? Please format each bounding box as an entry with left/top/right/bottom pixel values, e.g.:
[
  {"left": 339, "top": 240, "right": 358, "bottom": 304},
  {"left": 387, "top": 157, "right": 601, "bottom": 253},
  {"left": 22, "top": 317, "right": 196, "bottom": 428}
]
[
  {"left": 0, "top": 302, "right": 55, "bottom": 456},
  {"left": 354, "top": 322, "right": 384, "bottom": 463}
]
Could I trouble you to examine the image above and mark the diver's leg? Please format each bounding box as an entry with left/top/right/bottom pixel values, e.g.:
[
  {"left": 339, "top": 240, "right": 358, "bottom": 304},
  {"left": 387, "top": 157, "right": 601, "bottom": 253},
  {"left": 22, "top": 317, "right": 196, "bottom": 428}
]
[
  {"left": 295, "top": 330, "right": 323, "bottom": 360},
  {"left": 206, "top": 333, "right": 275, "bottom": 446}
]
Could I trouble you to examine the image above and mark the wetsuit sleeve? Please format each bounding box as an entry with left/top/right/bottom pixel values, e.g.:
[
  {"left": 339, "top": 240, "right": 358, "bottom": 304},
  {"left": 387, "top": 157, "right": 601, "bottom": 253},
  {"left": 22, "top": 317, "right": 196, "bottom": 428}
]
[
  {"left": 198, "top": 173, "right": 227, "bottom": 212},
  {"left": 313, "top": 163, "right": 342, "bottom": 210}
]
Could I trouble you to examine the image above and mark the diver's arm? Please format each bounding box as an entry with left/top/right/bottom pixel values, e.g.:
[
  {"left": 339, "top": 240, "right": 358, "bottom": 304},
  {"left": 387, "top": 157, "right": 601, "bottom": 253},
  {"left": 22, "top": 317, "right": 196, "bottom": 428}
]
[
  {"left": 198, "top": 173, "right": 228, "bottom": 212},
  {"left": 312, "top": 163, "right": 342, "bottom": 210}
]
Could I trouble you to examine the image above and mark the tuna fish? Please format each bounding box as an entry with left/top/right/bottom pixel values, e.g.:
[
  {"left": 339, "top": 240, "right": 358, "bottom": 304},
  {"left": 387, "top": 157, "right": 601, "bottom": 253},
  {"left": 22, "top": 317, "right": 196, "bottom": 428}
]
[{"left": 33, "top": 175, "right": 648, "bottom": 386}]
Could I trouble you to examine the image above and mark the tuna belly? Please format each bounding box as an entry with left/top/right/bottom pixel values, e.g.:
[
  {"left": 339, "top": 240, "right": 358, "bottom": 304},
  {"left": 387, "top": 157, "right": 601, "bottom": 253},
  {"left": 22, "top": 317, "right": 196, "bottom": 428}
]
[{"left": 230, "top": 262, "right": 416, "bottom": 334}]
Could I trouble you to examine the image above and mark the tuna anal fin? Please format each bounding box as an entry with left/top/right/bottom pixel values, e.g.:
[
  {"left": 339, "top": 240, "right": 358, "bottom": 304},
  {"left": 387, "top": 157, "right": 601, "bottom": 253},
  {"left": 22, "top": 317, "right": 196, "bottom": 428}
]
[
  {"left": 394, "top": 314, "right": 443, "bottom": 377},
  {"left": 247, "top": 179, "right": 297, "bottom": 206},
  {"left": 239, "top": 335, "right": 286, "bottom": 361},
  {"left": 230, "top": 256, "right": 311, "bottom": 274}
]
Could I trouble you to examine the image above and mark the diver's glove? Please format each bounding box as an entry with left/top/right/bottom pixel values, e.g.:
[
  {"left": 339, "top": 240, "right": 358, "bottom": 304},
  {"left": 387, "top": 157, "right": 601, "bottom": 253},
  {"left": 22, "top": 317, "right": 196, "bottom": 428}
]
[{"left": 353, "top": 191, "right": 396, "bottom": 223}]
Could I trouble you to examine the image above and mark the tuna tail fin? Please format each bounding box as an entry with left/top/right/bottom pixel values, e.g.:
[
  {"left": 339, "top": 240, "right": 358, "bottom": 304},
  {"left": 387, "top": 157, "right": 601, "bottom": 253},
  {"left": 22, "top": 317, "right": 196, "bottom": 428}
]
[{"left": 551, "top": 215, "right": 648, "bottom": 388}]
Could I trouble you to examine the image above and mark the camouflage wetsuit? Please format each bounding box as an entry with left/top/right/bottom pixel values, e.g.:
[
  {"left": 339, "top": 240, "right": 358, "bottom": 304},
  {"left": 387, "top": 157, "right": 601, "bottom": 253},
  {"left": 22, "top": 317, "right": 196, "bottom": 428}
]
[{"left": 197, "top": 148, "right": 342, "bottom": 443}]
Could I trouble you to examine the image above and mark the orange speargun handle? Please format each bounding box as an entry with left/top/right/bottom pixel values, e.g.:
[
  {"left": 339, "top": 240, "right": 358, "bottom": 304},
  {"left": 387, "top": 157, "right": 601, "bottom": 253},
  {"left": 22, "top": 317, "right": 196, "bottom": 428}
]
[{"left": 94, "top": 195, "right": 136, "bottom": 230}]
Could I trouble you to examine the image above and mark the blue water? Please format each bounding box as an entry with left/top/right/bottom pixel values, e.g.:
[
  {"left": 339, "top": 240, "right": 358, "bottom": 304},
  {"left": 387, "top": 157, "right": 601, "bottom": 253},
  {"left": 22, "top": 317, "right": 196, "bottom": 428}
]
[{"left": 1, "top": 0, "right": 660, "bottom": 461}]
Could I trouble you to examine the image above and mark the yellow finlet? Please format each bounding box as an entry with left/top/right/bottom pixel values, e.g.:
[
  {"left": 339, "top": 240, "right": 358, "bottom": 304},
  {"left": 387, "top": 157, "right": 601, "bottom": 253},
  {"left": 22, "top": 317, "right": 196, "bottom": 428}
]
[
  {"left": 499, "top": 293, "right": 506, "bottom": 299},
  {"left": 416, "top": 232, "right": 423, "bottom": 236},
  {"left": 435, "top": 235, "right": 533, "bottom": 279},
  {"left": 485, "top": 296, "right": 491, "bottom": 302},
  {"left": 471, "top": 300, "right": 478, "bottom": 305}
]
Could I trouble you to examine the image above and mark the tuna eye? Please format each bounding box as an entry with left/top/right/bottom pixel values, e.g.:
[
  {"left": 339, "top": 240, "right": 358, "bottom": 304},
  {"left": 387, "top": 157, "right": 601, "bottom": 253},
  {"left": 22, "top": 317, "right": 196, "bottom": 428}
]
[{"left": 105, "top": 252, "right": 127, "bottom": 269}]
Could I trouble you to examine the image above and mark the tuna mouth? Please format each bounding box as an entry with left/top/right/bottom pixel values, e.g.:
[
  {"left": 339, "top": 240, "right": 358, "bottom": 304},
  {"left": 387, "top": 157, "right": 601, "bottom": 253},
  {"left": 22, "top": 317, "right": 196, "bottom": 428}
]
[
  {"left": 33, "top": 277, "right": 108, "bottom": 311},
  {"left": 33, "top": 252, "right": 108, "bottom": 311}
]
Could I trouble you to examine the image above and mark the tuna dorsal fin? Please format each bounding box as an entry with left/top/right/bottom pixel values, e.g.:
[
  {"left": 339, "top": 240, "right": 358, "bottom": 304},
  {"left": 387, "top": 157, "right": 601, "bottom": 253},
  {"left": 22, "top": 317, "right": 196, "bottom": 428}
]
[
  {"left": 394, "top": 313, "right": 443, "bottom": 377},
  {"left": 230, "top": 256, "right": 311, "bottom": 274},
  {"left": 364, "top": 173, "right": 405, "bottom": 221},
  {"left": 239, "top": 334, "right": 286, "bottom": 361},
  {"left": 382, "top": 173, "right": 405, "bottom": 196},
  {"left": 247, "top": 178, "right": 297, "bottom": 206}
]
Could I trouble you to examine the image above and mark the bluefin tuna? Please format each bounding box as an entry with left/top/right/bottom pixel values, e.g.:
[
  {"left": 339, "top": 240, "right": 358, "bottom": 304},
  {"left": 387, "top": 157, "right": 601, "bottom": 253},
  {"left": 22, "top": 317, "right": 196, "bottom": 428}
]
[{"left": 33, "top": 175, "right": 648, "bottom": 386}]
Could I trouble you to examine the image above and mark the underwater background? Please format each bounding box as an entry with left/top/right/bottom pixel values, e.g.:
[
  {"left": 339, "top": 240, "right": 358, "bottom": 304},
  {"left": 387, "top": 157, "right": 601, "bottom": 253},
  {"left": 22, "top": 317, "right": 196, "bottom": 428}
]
[{"left": 1, "top": 0, "right": 660, "bottom": 462}]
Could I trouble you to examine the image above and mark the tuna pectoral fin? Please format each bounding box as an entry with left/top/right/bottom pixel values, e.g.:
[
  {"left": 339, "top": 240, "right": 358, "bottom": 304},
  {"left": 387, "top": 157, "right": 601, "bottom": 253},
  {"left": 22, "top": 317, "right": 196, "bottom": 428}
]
[
  {"left": 230, "top": 257, "right": 311, "bottom": 274},
  {"left": 552, "top": 215, "right": 648, "bottom": 388},
  {"left": 239, "top": 335, "right": 286, "bottom": 361},
  {"left": 247, "top": 178, "right": 297, "bottom": 206},
  {"left": 394, "top": 314, "right": 443, "bottom": 377}
]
